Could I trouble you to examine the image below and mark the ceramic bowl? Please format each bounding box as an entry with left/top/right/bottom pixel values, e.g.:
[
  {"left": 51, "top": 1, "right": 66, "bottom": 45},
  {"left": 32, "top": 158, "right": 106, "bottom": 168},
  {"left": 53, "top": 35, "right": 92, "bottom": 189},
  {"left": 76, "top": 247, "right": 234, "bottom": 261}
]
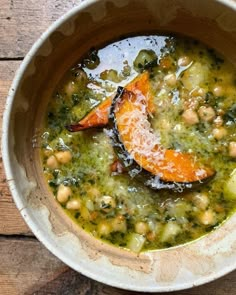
[{"left": 2, "top": 0, "right": 236, "bottom": 292}]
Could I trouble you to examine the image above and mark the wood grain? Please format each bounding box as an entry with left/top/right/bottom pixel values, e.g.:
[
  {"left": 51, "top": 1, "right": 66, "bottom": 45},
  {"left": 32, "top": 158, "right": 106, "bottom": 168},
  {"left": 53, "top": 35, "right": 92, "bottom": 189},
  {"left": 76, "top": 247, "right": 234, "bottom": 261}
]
[
  {"left": 0, "top": 60, "right": 32, "bottom": 235},
  {"left": 0, "top": 0, "right": 83, "bottom": 58},
  {"left": 0, "top": 238, "right": 236, "bottom": 295}
]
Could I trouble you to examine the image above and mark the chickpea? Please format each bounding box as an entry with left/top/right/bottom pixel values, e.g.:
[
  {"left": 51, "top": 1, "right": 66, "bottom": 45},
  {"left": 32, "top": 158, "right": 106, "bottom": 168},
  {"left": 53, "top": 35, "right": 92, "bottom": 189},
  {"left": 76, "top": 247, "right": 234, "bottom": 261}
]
[
  {"left": 99, "top": 195, "right": 116, "bottom": 212},
  {"left": 57, "top": 184, "right": 72, "bottom": 203},
  {"left": 213, "top": 85, "right": 224, "bottom": 97},
  {"left": 46, "top": 155, "right": 59, "bottom": 169},
  {"left": 229, "top": 142, "right": 236, "bottom": 158},
  {"left": 164, "top": 73, "right": 177, "bottom": 87},
  {"left": 198, "top": 209, "right": 216, "bottom": 225},
  {"left": 111, "top": 215, "right": 127, "bottom": 232},
  {"left": 178, "top": 56, "right": 191, "bottom": 67},
  {"left": 66, "top": 199, "right": 81, "bottom": 210},
  {"left": 182, "top": 109, "right": 199, "bottom": 125},
  {"left": 135, "top": 221, "right": 149, "bottom": 235},
  {"left": 192, "top": 192, "right": 209, "bottom": 210},
  {"left": 212, "top": 127, "right": 227, "bottom": 140},
  {"left": 98, "top": 220, "right": 112, "bottom": 236},
  {"left": 198, "top": 106, "right": 216, "bottom": 122},
  {"left": 55, "top": 150, "right": 72, "bottom": 164}
]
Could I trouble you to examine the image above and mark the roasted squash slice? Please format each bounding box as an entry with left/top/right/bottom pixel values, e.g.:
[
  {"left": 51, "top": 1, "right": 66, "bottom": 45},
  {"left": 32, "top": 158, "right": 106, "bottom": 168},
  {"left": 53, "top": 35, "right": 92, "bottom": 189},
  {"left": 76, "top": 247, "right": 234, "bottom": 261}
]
[
  {"left": 108, "top": 87, "right": 215, "bottom": 190},
  {"left": 66, "top": 71, "right": 153, "bottom": 132}
]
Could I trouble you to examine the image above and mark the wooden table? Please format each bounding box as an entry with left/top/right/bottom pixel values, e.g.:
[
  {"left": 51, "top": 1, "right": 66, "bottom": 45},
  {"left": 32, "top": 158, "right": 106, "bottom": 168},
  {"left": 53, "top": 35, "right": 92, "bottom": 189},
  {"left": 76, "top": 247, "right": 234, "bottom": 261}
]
[{"left": 0, "top": 0, "right": 236, "bottom": 294}]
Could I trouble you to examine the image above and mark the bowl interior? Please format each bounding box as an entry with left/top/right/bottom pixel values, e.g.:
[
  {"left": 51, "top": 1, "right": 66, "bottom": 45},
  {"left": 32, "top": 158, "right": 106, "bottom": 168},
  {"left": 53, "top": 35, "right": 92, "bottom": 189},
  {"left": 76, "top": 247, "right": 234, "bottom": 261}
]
[{"left": 4, "top": 0, "right": 236, "bottom": 292}]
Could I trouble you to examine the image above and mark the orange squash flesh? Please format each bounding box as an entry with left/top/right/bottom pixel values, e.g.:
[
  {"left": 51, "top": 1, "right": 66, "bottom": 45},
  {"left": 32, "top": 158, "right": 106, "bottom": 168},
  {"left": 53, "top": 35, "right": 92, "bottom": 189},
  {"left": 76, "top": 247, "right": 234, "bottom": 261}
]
[
  {"left": 66, "top": 71, "right": 153, "bottom": 132},
  {"left": 67, "top": 97, "right": 112, "bottom": 132},
  {"left": 114, "top": 89, "right": 215, "bottom": 183}
]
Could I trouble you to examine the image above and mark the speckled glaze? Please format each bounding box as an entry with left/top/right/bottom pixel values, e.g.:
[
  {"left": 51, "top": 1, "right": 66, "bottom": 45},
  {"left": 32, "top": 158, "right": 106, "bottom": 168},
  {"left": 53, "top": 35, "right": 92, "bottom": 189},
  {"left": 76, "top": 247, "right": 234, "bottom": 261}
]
[{"left": 2, "top": 0, "right": 236, "bottom": 292}]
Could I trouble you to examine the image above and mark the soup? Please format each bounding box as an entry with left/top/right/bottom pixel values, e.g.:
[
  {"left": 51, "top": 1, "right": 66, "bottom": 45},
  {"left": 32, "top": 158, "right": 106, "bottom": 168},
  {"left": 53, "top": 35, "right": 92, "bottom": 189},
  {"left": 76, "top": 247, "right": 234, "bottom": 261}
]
[{"left": 41, "top": 35, "right": 236, "bottom": 252}]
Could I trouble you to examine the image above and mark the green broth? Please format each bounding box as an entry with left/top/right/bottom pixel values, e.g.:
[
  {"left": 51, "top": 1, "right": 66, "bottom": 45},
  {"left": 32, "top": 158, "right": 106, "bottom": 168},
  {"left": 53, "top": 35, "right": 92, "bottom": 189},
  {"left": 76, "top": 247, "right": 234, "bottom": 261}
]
[{"left": 41, "top": 35, "right": 236, "bottom": 252}]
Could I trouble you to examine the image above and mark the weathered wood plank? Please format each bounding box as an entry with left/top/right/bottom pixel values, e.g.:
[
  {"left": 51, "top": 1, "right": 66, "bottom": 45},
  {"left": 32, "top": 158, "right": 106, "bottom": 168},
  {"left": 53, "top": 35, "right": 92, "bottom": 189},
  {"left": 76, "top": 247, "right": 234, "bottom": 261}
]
[
  {"left": 0, "top": 198, "right": 32, "bottom": 235},
  {"left": 0, "top": 237, "right": 131, "bottom": 295},
  {"left": 0, "top": 60, "right": 21, "bottom": 201},
  {"left": 0, "top": 60, "right": 32, "bottom": 235},
  {"left": 0, "top": 0, "right": 83, "bottom": 58},
  {"left": 0, "top": 237, "right": 67, "bottom": 295},
  {"left": 0, "top": 238, "right": 236, "bottom": 295}
]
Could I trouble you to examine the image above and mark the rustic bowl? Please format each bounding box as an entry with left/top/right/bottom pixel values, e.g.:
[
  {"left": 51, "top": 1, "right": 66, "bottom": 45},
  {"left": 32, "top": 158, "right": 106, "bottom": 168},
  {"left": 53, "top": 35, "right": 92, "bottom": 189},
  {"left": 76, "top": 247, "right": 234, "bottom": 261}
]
[{"left": 2, "top": 0, "right": 236, "bottom": 292}]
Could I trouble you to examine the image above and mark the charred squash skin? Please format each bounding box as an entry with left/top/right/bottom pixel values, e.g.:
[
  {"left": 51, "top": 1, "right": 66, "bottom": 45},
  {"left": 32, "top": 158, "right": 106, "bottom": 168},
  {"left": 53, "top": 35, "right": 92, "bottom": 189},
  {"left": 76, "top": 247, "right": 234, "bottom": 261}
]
[
  {"left": 108, "top": 87, "right": 215, "bottom": 191},
  {"left": 66, "top": 71, "right": 153, "bottom": 132}
]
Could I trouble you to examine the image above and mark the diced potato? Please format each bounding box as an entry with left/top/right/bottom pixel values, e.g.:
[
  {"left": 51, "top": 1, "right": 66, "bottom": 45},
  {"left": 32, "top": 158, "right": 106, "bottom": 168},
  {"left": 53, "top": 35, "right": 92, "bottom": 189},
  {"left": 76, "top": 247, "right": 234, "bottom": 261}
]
[
  {"left": 198, "top": 209, "right": 216, "bottom": 226},
  {"left": 127, "top": 233, "right": 146, "bottom": 253},
  {"left": 160, "top": 222, "right": 181, "bottom": 243},
  {"left": 80, "top": 206, "right": 91, "bottom": 221},
  {"left": 86, "top": 199, "right": 94, "bottom": 211},
  {"left": 168, "top": 201, "right": 191, "bottom": 218},
  {"left": 65, "top": 81, "right": 76, "bottom": 96},
  {"left": 224, "top": 169, "right": 236, "bottom": 200},
  {"left": 192, "top": 192, "right": 209, "bottom": 210},
  {"left": 87, "top": 187, "right": 101, "bottom": 199},
  {"left": 181, "top": 62, "right": 209, "bottom": 90},
  {"left": 74, "top": 69, "right": 88, "bottom": 86},
  {"left": 164, "top": 73, "right": 177, "bottom": 87}
]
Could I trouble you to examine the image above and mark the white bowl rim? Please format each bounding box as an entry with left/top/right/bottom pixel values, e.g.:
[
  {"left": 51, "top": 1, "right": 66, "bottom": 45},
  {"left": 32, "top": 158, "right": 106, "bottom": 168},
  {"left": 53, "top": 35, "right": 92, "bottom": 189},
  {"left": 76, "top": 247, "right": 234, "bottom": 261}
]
[{"left": 2, "top": 0, "right": 236, "bottom": 292}]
